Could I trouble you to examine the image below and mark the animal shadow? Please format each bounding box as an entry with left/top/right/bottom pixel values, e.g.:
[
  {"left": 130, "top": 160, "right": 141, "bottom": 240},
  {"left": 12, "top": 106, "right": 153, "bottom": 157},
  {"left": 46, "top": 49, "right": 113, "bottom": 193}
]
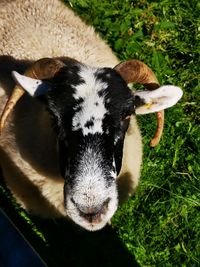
[
  {"left": 0, "top": 185, "right": 140, "bottom": 267},
  {"left": 34, "top": 218, "right": 140, "bottom": 267}
]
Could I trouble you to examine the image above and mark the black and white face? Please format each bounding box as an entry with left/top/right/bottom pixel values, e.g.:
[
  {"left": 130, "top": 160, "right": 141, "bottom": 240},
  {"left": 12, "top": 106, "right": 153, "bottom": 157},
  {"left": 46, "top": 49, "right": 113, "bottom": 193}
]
[
  {"left": 47, "top": 63, "right": 135, "bottom": 231},
  {"left": 12, "top": 60, "right": 182, "bottom": 231}
]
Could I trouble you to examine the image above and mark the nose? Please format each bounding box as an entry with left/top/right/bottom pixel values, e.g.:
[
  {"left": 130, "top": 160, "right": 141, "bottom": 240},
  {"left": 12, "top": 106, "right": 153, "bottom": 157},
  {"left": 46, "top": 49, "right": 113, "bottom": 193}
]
[
  {"left": 71, "top": 198, "right": 110, "bottom": 223},
  {"left": 81, "top": 209, "right": 101, "bottom": 223}
]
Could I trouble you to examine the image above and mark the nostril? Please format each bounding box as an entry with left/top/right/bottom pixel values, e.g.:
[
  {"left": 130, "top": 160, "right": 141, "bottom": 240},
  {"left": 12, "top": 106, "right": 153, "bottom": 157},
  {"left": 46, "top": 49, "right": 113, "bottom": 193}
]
[
  {"left": 85, "top": 207, "right": 98, "bottom": 215},
  {"left": 78, "top": 205, "right": 101, "bottom": 217},
  {"left": 71, "top": 197, "right": 96, "bottom": 214},
  {"left": 82, "top": 209, "right": 102, "bottom": 224}
]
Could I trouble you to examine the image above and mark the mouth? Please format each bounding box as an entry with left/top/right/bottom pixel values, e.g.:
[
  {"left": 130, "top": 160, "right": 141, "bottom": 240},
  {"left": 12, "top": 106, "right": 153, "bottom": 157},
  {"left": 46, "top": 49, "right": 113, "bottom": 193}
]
[
  {"left": 79, "top": 209, "right": 104, "bottom": 225},
  {"left": 68, "top": 209, "right": 108, "bottom": 231}
]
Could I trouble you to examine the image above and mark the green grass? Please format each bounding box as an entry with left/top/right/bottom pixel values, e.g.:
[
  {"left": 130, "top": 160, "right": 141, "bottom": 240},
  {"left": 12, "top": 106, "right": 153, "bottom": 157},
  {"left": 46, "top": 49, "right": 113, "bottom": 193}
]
[
  {"left": 65, "top": 0, "right": 200, "bottom": 265},
  {"left": 1, "top": 0, "right": 200, "bottom": 266}
]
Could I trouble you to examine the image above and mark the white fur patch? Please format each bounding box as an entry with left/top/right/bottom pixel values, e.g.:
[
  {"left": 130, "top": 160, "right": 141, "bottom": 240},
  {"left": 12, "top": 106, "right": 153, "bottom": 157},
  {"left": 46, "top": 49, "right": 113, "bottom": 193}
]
[{"left": 72, "top": 66, "right": 108, "bottom": 135}]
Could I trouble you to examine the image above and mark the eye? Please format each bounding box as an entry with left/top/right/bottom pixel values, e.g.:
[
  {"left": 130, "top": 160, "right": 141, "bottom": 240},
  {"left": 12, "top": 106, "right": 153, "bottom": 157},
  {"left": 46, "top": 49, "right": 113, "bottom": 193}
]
[{"left": 120, "top": 114, "right": 131, "bottom": 131}]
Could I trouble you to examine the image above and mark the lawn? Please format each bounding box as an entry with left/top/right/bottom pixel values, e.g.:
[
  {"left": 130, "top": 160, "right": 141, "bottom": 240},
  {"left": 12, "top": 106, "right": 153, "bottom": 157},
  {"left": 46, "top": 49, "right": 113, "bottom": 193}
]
[{"left": 0, "top": 0, "right": 200, "bottom": 266}]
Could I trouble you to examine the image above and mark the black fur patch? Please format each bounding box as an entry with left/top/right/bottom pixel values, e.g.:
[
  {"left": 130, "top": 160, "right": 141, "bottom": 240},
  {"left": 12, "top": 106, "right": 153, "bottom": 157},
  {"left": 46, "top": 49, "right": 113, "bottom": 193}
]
[
  {"left": 84, "top": 119, "right": 94, "bottom": 129},
  {"left": 134, "top": 95, "right": 146, "bottom": 108},
  {"left": 98, "top": 89, "right": 105, "bottom": 98},
  {"left": 76, "top": 97, "right": 84, "bottom": 105},
  {"left": 74, "top": 105, "right": 82, "bottom": 113}
]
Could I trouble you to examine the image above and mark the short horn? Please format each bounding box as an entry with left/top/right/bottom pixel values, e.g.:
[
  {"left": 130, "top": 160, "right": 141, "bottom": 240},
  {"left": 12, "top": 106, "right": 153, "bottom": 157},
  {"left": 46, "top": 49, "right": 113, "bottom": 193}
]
[
  {"left": 115, "top": 60, "right": 163, "bottom": 147},
  {"left": 0, "top": 58, "right": 65, "bottom": 133}
]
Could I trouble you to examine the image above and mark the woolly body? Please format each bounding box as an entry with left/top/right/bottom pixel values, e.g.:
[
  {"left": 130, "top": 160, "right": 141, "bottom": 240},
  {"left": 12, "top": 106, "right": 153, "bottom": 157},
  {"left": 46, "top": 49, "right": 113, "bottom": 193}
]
[{"left": 0, "top": 0, "right": 142, "bottom": 229}]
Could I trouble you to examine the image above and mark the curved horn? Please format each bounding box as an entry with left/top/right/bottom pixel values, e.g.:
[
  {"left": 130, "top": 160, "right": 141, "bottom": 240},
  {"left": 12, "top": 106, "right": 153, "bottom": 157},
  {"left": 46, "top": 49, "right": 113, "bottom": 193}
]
[
  {"left": 115, "top": 60, "right": 164, "bottom": 147},
  {"left": 0, "top": 58, "right": 65, "bottom": 133}
]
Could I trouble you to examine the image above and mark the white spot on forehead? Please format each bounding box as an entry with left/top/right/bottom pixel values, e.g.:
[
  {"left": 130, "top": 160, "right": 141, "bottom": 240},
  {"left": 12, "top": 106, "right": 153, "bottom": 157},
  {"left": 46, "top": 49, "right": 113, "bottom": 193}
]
[
  {"left": 72, "top": 66, "right": 108, "bottom": 135},
  {"left": 73, "top": 66, "right": 107, "bottom": 100}
]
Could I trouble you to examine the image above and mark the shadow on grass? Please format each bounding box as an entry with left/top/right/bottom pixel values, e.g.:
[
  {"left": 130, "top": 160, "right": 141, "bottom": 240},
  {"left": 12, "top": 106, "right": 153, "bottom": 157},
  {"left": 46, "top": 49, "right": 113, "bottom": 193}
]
[
  {"left": 0, "top": 182, "right": 139, "bottom": 267},
  {"left": 36, "top": 218, "right": 140, "bottom": 267}
]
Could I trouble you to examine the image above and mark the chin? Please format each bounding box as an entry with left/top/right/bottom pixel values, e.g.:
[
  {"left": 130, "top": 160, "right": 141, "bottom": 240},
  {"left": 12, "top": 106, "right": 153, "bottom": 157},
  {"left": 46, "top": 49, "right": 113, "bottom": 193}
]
[{"left": 79, "top": 220, "right": 108, "bottom": 232}]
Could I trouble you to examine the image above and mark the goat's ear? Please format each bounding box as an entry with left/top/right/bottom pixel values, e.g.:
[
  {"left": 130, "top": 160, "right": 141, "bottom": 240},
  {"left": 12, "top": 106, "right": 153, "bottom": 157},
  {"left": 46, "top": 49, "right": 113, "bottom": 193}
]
[
  {"left": 134, "top": 85, "right": 183, "bottom": 115},
  {"left": 12, "top": 71, "right": 51, "bottom": 97}
]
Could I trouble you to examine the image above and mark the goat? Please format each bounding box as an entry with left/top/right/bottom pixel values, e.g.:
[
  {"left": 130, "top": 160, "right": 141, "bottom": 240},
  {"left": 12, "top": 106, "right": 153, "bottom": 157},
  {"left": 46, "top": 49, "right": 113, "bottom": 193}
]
[{"left": 0, "top": 0, "right": 182, "bottom": 231}]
